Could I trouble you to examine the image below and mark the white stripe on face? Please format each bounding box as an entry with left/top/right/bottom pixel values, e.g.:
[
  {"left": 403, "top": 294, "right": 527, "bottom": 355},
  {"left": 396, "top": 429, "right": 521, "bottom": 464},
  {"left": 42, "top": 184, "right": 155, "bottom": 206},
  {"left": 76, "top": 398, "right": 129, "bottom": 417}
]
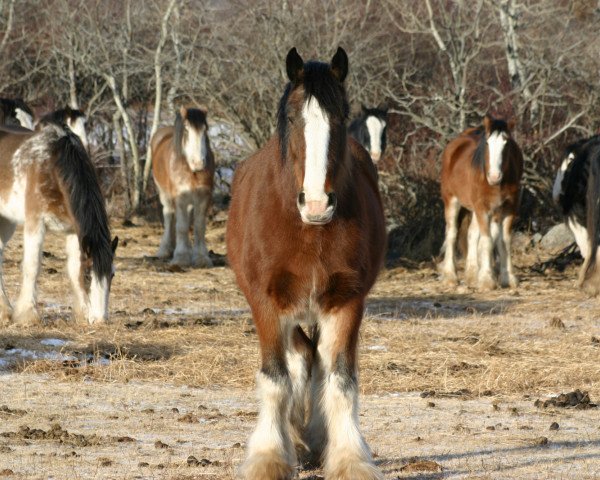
[
  {"left": 183, "top": 125, "right": 207, "bottom": 172},
  {"left": 365, "top": 116, "right": 385, "bottom": 160},
  {"left": 487, "top": 131, "right": 507, "bottom": 184},
  {"left": 552, "top": 153, "right": 574, "bottom": 203},
  {"left": 15, "top": 108, "right": 34, "bottom": 129},
  {"left": 302, "top": 97, "right": 330, "bottom": 203},
  {"left": 89, "top": 271, "right": 110, "bottom": 324}
]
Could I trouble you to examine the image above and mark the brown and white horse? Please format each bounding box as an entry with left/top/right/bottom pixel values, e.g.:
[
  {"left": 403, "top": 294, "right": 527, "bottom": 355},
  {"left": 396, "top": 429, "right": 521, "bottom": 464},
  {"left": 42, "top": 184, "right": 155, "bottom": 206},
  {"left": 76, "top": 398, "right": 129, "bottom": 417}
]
[
  {"left": 227, "top": 47, "right": 386, "bottom": 480},
  {"left": 39, "top": 107, "right": 89, "bottom": 149},
  {"left": 0, "top": 123, "right": 117, "bottom": 326},
  {"left": 151, "top": 107, "right": 214, "bottom": 267},
  {"left": 440, "top": 115, "right": 523, "bottom": 291}
]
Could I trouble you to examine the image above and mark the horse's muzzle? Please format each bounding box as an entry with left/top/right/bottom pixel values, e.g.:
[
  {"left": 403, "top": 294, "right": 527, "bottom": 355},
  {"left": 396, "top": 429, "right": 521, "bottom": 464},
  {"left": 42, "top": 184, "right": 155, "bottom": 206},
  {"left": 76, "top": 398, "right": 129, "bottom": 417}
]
[
  {"left": 297, "top": 191, "right": 337, "bottom": 225},
  {"left": 487, "top": 173, "right": 502, "bottom": 186},
  {"left": 370, "top": 151, "right": 381, "bottom": 162}
]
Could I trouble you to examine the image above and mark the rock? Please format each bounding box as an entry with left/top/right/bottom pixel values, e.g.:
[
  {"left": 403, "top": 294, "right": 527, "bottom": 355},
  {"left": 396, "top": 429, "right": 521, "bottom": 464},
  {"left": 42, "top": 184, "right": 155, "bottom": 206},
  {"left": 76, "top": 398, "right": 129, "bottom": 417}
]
[
  {"left": 540, "top": 224, "right": 574, "bottom": 253},
  {"left": 549, "top": 422, "right": 559, "bottom": 431}
]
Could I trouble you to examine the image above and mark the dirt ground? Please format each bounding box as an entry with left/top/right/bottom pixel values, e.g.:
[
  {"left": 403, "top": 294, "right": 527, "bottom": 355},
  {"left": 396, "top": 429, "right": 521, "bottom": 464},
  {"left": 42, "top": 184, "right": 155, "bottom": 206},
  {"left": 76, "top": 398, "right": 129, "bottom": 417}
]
[{"left": 0, "top": 220, "right": 599, "bottom": 479}]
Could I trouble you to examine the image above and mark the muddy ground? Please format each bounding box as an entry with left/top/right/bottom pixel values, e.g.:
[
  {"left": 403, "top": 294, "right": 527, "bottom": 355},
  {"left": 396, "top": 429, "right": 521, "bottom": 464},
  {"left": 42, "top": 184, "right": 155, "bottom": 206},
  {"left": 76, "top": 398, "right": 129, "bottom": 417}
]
[{"left": 0, "top": 220, "right": 599, "bottom": 479}]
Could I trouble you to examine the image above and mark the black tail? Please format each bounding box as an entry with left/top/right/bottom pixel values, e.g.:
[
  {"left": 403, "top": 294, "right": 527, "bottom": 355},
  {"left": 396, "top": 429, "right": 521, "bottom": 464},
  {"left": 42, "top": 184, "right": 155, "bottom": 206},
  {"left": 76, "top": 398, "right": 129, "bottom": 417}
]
[
  {"left": 52, "top": 128, "right": 113, "bottom": 278},
  {"left": 584, "top": 144, "right": 600, "bottom": 285}
]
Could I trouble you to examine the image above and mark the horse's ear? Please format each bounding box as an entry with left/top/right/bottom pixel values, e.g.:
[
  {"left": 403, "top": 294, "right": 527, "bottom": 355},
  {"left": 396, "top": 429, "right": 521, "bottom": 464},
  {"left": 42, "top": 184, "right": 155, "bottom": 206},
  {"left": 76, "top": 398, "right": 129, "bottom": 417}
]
[
  {"left": 111, "top": 236, "right": 119, "bottom": 254},
  {"left": 507, "top": 117, "right": 516, "bottom": 132},
  {"left": 483, "top": 114, "right": 493, "bottom": 134},
  {"left": 331, "top": 47, "right": 348, "bottom": 82},
  {"left": 286, "top": 47, "right": 304, "bottom": 83},
  {"left": 179, "top": 106, "right": 187, "bottom": 120}
]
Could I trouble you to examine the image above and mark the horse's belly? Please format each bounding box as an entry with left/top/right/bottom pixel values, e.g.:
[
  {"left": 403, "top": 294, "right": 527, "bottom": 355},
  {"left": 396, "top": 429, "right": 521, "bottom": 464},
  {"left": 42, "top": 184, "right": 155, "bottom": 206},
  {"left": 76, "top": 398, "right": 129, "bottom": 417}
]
[{"left": 0, "top": 176, "right": 25, "bottom": 224}]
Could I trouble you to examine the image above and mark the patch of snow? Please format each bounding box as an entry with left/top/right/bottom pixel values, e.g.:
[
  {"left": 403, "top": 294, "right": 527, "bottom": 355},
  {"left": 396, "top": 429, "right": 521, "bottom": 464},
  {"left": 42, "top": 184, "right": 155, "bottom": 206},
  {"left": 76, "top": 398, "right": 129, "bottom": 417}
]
[
  {"left": 40, "top": 338, "right": 69, "bottom": 347},
  {"left": 366, "top": 345, "right": 387, "bottom": 352}
]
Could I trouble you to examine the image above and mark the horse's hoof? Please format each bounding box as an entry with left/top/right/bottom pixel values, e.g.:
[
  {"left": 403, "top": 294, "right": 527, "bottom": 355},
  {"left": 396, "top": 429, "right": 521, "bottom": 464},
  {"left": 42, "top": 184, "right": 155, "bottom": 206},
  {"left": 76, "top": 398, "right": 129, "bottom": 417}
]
[
  {"left": 239, "top": 451, "right": 294, "bottom": 480},
  {"left": 477, "top": 275, "right": 497, "bottom": 292},
  {"left": 192, "top": 254, "right": 213, "bottom": 268},
  {"left": 12, "top": 307, "right": 41, "bottom": 326},
  {"left": 0, "top": 308, "right": 12, "bottom": 328},
  {"left": 500, "top": 273, "right": 519, "bottom": 289},
  {"left": 171, "top": 252, "right": 192, "bottom": 267},
  {"left": 156, "top": 247, "right": 174, "bottom": 259},
  {"left": 440, "top": 273, "right": 458, "bottom": 287},
  {"left": 324, "top": 458, "right": 383, "bottom": 480},
  {"left": 464, "top": 267, "right": 478, "bottom": 286}
]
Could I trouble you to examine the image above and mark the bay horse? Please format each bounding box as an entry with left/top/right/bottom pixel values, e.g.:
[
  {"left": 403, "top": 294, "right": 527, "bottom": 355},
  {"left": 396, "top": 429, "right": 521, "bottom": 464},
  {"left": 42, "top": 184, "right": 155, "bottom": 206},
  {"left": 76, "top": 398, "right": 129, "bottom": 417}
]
[
  {"left": 39, "top": 107, "right": 89, "bottom": 149},
  {"left": 0, "top": 97, "right": 34, "bottom": 129},
  {"left": 227, "top": 47, "right": 386, "bottom": 480},
  {"left": 439, "top": 115, "right": 523, "bottom": 291},
  {"left": 348, "top": 105, "right": 387, "bottom": 163},
  {"left": 0, "top": 123, "right": 117, "bottom": 326},
  {"left": 553, "top": 134, "right": 600, "bottom": 294},
  {"left": 151, "top": 107, "right": 214, "bottom": 268}
]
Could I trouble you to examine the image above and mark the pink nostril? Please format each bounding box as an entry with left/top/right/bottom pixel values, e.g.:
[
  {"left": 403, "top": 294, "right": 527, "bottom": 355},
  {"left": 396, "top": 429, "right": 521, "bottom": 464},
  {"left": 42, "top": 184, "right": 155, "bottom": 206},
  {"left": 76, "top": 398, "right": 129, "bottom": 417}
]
[{"left": 305, "top": 200, "right": 328, "bottom": 217}]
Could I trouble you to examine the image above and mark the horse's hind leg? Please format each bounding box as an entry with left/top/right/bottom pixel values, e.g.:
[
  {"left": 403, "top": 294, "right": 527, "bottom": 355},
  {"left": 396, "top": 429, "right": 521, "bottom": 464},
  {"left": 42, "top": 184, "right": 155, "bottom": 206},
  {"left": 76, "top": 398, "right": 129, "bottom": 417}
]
[
  {"left": 0, "top": 216, "right": 17, "bottom": 326},
  {"left": 439, "top": 196, "right": 460, "bottom": 286},
  {"left": 171, "top": 192, "right": 193, "bottom": 266},
  {"left": 240, "top": 313, "right": 295, "bottom": 480},
  {"left": 191, "top": 187, "right": 213, "bottom": 268},
  {"left": 13, "top": 219, "right": 45, "bottom": 325},
  {"left": 498, "top": 215, "right": 518, "bottom": 288},
  {"left": 475, "top": 210, "right": 497, "bottom": 291},
  {"left": 315, "top": 300, "right": 382, "bottom": 480},
  {"left": 156, "top": 186, "right": 175, "bottom": 259},
  {"left": 464, "top": 214, "right": 480, "bottom": 286}
]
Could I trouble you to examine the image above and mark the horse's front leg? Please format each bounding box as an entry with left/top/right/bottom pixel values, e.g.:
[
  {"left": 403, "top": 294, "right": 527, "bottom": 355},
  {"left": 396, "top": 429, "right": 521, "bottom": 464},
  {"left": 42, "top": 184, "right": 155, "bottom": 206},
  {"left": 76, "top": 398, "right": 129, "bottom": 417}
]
[
  {"left": 0, "top": 216, "right": 16, "bottom": 326},
  {"left": 65, "top": 233, "right": 89, "bottom": 323},
  {"left": 439, "top": 196, "right": 460, "bottom": 286},
  {"left": 171, "top": 192, "right": 193, "bottom": 267},
  {"left": 498, "top": 214, "right": 518, "bottom": 288},
  {"left": 156, "top": 185, "right": 176, "bottom": 259},
  {"left": 191, "top": 187, "right": 213, "bottom": 268},
  {"left": 475, "top": 210, "right": 496, "bottom": 291},
  {"left": 464, "top": 213, "right": 480, "bottom": 286},
  {"left": 240, "top": 310, "right": 296, "bottom": 480},
  {"left": 13, "top": 219, "right": 45, "bottom": 325},
  {"left": 313, "top": 298, "right": 382, "bottom": 480}
]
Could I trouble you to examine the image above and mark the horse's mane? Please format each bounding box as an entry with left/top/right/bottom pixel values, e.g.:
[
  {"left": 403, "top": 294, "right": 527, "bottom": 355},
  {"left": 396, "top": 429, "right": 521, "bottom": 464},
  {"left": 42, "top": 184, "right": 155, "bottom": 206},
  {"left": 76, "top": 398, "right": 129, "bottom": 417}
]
[
  {"left": 40, "top": 107, "right": 85, "bottom": 127},
  {"left": 173, "top": 108, "right": 208, "bottom": 158},
  {"left": 51, "top": 125, "right": 112, "bottom": 277},
  {"left": 566, "top": 134, "right": 600, "bottom": 157},
  {"left": 471, "top": 119, "right": 509, "bottom": 172},
  {"left": 277, "top": 61, "right": 349, "bottom": 161}
]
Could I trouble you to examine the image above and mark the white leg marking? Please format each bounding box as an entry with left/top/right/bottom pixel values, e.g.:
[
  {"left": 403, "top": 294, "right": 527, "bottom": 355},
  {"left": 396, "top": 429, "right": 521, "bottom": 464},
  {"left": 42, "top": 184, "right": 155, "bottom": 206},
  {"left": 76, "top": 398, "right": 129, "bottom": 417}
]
[
  {"left": 65, "top": 233, "right": 88, "bottom": 322},
  {"left": 286, "top": 346, "right": 309, "bottom": 454},
  {"left": 464, "top": 214, "right": 479, "bottom": 285},
  {"left": 440, "top": 197, "right": 460, "bottom": 284},
  {"left": 191, "top": 189, "right": 213, "bottom": 268},
  {"left": 477, "top": 215, "right": 496, "bottom": 291},
  {"left": 240, "top": 372, "right": 295, "bottom": 480},
  {"left": 499, "top": 216, "right": 518, "bottom": 288},
  {"left": 88, "top": 271, "right": 109, "bottom": 324},
  {"left": 568, "top": 217, "right": 589, "bottom": 259},
  {"left": 14, "top": 221, "right": 45, "bottom": 325},
  {"left": 156, "top": 186, "right": 176, "bottom": 259}
]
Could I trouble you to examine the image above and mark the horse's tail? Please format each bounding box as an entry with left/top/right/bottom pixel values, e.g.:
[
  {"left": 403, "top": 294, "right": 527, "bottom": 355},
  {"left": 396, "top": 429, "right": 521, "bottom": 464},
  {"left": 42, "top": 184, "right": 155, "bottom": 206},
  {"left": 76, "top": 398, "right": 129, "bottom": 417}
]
[
  {"left": 583, "top": 146, "right": 600, "bottom": 293},
  {"left": 52, "top": 126, "right": 113, "bottom": 278}
]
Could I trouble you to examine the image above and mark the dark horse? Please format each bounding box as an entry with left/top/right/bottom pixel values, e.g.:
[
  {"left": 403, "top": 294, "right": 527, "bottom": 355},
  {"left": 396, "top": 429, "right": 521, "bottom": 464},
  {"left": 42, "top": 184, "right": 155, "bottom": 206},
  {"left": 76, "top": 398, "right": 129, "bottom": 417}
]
[
  {"left": 440, "top": 115, "right": 523, "bottom": 291},
  {"left": 0, "top": 123, "right": 117, "bottom": 325},
  {"left": 0, "top": 98, "right": 34, "bottom": 129},
  {"left": 227, "top": 48, "right": 386, "bottom": 479},
  {"left": 348, "top": 105, "right": 387, "bottom": 163},
  {"left": 553, "top": 134, "right": 600, "bottom": 294}
]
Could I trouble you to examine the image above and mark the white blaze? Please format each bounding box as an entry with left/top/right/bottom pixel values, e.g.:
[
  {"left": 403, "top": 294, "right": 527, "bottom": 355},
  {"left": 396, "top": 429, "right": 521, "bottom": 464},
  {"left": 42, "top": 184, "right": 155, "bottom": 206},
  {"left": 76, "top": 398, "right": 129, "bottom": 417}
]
[
  {"left": 365, "top": 116, "right": 385, "bottom": 159},
  {"left": 89, "top": 272, "right": 110, "bottom": 324},
  {"left": 487, "top": 131, "right": 507, "bottom": 182},
  {"left": 184, "top": 126, "right": 207, "bottom": 172},
  {"left": 15, "top": 108, "right": 34, "bottom": 130},
  {"left": 552, "top": 153, "right": 574, "bottom": 203},
  {"left": 302, "top": 97, "right": 330, "bottom": 202},
  {"left": 68, "top": 117, "right": 89, "bottom": 149}
]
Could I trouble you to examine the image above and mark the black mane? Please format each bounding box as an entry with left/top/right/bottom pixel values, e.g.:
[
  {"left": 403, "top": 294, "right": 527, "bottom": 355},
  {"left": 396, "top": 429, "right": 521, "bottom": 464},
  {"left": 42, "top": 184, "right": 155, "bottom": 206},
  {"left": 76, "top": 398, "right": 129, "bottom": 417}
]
[
  {"left": 277, "top": 60, "right": 349, "bottom": 160},
  {"left": 471, "top": 119, "right": 509, "bottom": 172},
  {"left": 40, "top": 107, "right": 85, "bottom": 127}
]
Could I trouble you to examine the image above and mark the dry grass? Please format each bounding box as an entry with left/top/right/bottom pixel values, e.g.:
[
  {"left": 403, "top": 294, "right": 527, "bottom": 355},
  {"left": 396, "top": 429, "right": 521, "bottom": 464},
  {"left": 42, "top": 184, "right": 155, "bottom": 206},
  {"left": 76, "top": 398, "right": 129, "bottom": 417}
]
[{"left": 0, "top": 221, "right": 599, "bottom": 399}]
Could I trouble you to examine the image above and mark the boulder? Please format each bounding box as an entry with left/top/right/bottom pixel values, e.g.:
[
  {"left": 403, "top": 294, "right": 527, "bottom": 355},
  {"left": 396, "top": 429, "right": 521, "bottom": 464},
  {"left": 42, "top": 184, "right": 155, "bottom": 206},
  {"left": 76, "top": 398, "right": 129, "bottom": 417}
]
[{"left": 540, "top": 223, "right": 575, "bottom": 253}]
